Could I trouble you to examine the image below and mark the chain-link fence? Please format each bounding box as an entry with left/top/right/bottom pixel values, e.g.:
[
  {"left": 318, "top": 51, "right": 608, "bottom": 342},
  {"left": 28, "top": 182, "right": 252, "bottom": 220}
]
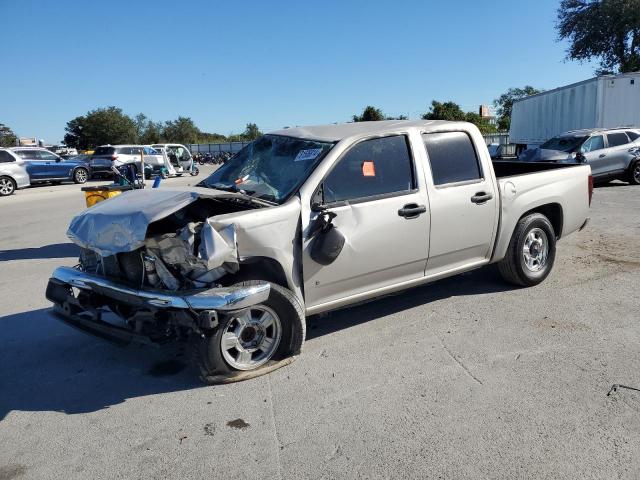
[{"left": 187, "top": 142, "right": 250, "bottom": 154}]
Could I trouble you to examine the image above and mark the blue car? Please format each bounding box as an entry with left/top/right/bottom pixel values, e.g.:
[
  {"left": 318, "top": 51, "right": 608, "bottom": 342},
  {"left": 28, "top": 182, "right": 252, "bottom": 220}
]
[{"left": 11, "top": 147, "right": 91, "bottom": 184}]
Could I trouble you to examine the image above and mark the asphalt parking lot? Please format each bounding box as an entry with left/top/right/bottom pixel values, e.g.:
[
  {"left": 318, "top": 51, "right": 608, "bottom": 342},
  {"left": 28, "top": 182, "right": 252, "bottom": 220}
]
[{"left": 1, "top": 169, "right": 639, "bottom": 480}]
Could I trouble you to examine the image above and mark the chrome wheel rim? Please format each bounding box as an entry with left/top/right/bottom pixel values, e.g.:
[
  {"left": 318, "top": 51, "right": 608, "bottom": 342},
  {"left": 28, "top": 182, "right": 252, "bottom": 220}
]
[
  {"left": 522, "top": 228, "right": 548, "bottom": 272},
  {"left": 0, "top": 178, "right": 14, "bottom": 195},
  {"left": 75, "top": 169, "right": 87, "bottom": 182},
  {"left": 221, "top": 305, "right": 282, "bottom": 371},
  {"left": 634, "top": 164, "right": 640, "bottom": 183}
]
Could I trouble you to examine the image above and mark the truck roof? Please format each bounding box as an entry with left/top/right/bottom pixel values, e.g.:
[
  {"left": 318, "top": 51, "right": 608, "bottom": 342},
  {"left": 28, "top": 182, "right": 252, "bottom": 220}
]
[{"left": 268, "top": 120, "right": 467, "bottom": 142}]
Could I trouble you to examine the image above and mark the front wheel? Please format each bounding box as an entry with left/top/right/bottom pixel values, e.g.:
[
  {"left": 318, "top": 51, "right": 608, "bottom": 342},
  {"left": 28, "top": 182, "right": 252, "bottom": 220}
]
[
  {"left": 628, "top": 160, "right": 640, "bottom": 185},
  {"left": 190, "top": 167, "right": 199, "bottom": 176},
  {"left": 73, "top": 168, "right": 89, "bottom": 184},
  {"left": 190, "top": 281, "right": 305, "bottom": 383},
  {"left": 498, "top": 213, "right": 556, "bottom": 287}
]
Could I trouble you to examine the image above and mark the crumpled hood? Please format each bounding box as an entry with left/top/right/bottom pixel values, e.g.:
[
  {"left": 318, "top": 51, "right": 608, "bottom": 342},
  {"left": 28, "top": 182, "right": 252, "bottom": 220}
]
[{"left": 68, "top": 189, "right": 200, "bottom": 256}]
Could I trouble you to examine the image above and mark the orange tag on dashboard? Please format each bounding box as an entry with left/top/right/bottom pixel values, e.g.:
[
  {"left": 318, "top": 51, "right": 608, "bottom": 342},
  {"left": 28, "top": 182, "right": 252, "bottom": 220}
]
[{"left": 362, "top": 161, "right": 376, "bottom": 177}]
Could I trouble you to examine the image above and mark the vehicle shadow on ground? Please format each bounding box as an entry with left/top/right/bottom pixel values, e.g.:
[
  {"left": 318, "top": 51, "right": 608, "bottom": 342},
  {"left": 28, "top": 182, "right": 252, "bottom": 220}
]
[
  {"left": 307, "top": 267, "right": 512, "bottom": 340},
  {"left": 0, "top": 267, "right": 511, "bottom": 419},
  {"left": 0, "top": 243, "right": 79, "bottom": 261},
  {"left": 0, "top": 307, "right": 201, "bottom": 420}
]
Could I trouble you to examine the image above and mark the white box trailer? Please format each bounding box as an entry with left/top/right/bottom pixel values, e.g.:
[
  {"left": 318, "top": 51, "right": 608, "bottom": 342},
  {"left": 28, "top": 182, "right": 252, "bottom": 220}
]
[{"left": 510, "top": 72, "right": 640, "bottom": 147}]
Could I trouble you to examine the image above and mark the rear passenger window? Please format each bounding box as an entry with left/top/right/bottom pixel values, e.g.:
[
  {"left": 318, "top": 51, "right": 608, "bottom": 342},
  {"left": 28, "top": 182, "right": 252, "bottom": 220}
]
[
  {"left": 0, "top": 151, "right": 14, "bottom": 163},
  {"left": 422, "top": 132, "right": 482, "bottom": 185},
  {"left": 626, "top": 131, "right": 640, "bottom": 141},
  {"left": 323, "top": 135, "right": 414, "bottom": 204},
  {"left": 607, "top": 132, "right": 630, "bottom": 147}
]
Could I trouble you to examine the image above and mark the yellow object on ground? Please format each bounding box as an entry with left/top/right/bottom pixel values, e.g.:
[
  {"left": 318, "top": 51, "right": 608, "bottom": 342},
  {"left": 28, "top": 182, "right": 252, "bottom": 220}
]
[{"left": 81, "top": 185, "right": 133, "bottom": 208}]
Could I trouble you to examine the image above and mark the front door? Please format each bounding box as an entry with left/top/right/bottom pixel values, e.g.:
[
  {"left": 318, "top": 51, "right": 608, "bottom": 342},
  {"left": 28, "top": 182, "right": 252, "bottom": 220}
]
[
  {"left": 302, "top": 134, "right": 430, "bottom": 310},
  {"left": 421, "top": 131, "right": 498, "bottom": 275},
  {"left": 37, "top": 150, "right": 68, "bottom": 179},
  {"left": 580, "top": 134, "right": 608, "bottom": 177}
]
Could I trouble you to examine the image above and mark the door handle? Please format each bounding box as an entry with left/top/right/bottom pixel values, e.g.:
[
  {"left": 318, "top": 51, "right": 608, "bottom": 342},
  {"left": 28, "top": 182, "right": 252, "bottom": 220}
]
[
  {"left": 471, "top": 192, "right": 493, "bottom": 204},
  {"left": 398, "top": 203, "right": 427, "bottom": 219},
  {"left": 599, "top": 154, "right": 606, "bottom": 158}
]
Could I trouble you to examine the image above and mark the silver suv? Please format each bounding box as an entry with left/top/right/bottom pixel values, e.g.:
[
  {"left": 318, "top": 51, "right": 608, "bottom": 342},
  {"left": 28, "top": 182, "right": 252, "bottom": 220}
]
[{"left": 520, "top": 128, "right": 640, "bottom": 184}]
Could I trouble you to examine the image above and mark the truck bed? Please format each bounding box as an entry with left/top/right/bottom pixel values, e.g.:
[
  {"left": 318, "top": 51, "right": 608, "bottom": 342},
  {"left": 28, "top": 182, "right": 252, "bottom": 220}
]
[{"left": 492, "top": 160, "right": 583, "bottom": 179}]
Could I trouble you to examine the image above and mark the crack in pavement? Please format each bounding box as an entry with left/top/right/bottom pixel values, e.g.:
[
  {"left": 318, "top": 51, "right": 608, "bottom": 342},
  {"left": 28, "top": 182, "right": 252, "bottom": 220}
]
[{"left": 438, "top": 336, "right": 484, "bottom": 385}]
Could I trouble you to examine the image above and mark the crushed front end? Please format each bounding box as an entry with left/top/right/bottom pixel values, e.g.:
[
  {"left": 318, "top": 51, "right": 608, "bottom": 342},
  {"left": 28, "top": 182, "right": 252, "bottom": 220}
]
[{"left": 47, "top": 187, "right": 271, "bottom": 346}]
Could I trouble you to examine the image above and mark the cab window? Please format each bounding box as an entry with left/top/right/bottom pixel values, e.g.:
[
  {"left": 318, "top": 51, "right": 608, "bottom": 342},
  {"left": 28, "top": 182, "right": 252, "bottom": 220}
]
[
  {"left": 422, "top": 132, "right": 482, "bottom": 186},
  {"left": 580, "top": 135, "right": 604, "bottom": 153},
  {"left": 322, "top": 135, "right": 415, "bottom": 204}
]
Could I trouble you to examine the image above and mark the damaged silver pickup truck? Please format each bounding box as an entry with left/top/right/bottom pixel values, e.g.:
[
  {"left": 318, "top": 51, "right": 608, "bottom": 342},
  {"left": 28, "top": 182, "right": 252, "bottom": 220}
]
[{"left": 47, "top": 120, "right": 592, "bottom": 382}]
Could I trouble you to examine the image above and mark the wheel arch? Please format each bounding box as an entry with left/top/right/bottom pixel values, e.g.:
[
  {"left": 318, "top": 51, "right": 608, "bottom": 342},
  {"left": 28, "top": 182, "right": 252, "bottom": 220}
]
[{"left": 521, "top": 202, "right": 564, "bottom": 239}]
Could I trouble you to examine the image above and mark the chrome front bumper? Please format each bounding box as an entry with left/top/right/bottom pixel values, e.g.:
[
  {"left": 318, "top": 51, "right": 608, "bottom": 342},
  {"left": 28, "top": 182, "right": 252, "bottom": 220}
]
[{"left": 48, "top": 266, "right": 269, "bottom": 311}]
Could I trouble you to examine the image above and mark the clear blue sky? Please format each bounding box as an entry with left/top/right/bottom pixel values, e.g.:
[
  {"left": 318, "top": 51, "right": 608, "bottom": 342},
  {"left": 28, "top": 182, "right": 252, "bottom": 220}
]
[{"left": 0, "top": 0, "right": 597, "bottom": 143}]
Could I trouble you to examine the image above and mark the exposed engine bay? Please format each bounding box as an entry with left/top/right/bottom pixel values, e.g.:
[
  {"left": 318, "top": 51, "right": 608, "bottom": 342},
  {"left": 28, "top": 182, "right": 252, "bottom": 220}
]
[{"left": 69, "top": 189, "right": 264, "bottom": 290}]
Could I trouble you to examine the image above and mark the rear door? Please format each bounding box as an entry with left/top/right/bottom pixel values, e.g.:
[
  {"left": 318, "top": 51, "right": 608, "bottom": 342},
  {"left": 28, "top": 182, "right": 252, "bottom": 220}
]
[
  {"left": 302, "top": 134, "right": 430, "bottom": 309},
  {"left": 421, "top": 131, "right": 498, "bottom": 275},
  {"left": 604, "top": 132, "right": 633, "bottom": 174}
]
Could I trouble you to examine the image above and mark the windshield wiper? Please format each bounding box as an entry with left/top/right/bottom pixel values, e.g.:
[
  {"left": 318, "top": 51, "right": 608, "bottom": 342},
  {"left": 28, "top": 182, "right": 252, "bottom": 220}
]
[{"left": 207, "top": 183, "right": 277, "bottom": 206}]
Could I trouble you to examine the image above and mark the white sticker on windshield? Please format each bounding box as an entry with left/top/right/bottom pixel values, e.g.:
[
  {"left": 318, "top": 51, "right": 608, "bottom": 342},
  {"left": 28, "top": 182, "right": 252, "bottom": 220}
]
[{"left": 294, "top": 148, "right": 322, "bottom": 162}]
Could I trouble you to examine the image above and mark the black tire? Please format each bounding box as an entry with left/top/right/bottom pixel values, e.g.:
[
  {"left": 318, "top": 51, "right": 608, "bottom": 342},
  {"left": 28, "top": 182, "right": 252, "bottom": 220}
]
[
  {"left": 0, "top": 176, "right": 16, "bottom": 196},
  {"left": 628, "top": 160, "right": 640, "bottom": 185},
  {"left": 498, "top": 213, "right": 556, "bottom": 287},
  {"left": 73, "top": 167, "right": 89, "bottom": 184},
  {"left": 190, "top": 281, "right": 305, "bottom": 383}
]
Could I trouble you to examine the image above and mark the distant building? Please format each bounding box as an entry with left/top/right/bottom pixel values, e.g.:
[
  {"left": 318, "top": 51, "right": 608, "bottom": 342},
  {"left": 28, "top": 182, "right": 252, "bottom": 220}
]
[
  {"left": 18, "top": 137, "right": 44, "bottom": 147},
  {"left": 479, "top": 105, "right": 497, "bottom": 126}
]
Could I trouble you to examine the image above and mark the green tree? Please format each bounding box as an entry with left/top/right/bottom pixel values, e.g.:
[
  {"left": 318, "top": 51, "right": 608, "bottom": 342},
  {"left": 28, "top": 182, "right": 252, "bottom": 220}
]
[
  {"left": 242, "top": 123, "right": 262, "bottom": 140},
  {"left": 64, "top": 107, "right": 137, "bottom": 150},
  {"left": 422, "top": 101, "right": 467, "bottom": 121},
  {"left": 493, "top": 86, "right": 542, "bottom": 131},
  {"left": 0, "top": 123, "right": 17, "bottom": 147},
  {"left": 557, "top": 0, "right": 640, "bottom": 73},
  {"left": 162, "top": 117, "right": 201, "bottom": 144},
  {"left": 352, "top": 105, "right": 385, "bottom": 122},
  {"left": 463, "top": 112, "right": 498, "bottom": 134},
  {"left": 422, "top": 101, "right": 498, "bottom": 133},
  {"left": 134, "top": 114, "right": 163, "bottom": 144}
]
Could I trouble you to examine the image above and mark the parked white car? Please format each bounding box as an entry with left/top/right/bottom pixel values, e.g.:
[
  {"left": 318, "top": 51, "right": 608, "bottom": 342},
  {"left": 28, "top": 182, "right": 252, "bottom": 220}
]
[
  {"left": 0, "top": 148, "right": 30, "bottom": 196},
  {"left": 89, "top": 145, "right": 164, "bottom": 177}
]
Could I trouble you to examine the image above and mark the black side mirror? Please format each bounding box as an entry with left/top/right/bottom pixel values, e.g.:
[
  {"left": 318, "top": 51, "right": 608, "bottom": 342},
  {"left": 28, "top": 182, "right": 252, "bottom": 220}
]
[
  {"left": 308, "top": 211, "right": 345, "bottom": 265},
  {"left": 575, "top": 152, "right": 586, "bottom": 163}
]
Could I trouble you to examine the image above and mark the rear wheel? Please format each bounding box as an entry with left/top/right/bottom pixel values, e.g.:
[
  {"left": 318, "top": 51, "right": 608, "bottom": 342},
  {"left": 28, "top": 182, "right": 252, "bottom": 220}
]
[
  {"left": 190, "top": 281, "right": 305, "bottom": 382},
  {"left": 73, "top": 167, "right": 89, "bottom": 184},
  {"left": 0, "top": 176, "right": 16, "bottom": 196},
  {"left": 498, "top": 213, "right": 556, "bottom": 287},
  {"left": 628, "top": 160, "right": 640, "bottom": 185}
]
